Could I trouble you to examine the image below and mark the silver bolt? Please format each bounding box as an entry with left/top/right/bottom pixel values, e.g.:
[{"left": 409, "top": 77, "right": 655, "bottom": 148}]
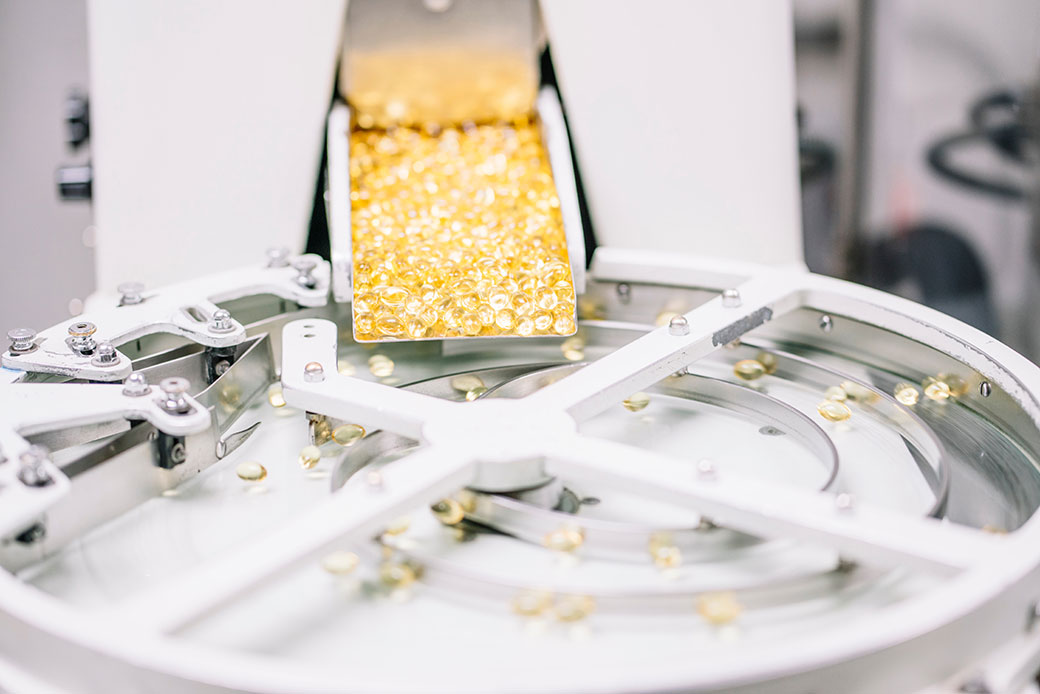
[
  {"left": 721, "top": 288, "right": 742, "bottom": 308},
  {"left": 304, "top": 361, "right": 325, "bottom": 383},
  {"left": 616, "top": 282, "right": 631, "bottom": 303},
  {"left": 17, "top": 445, "right": 52, "bottom": 487},
  {"left": 835, "top": 493, "right": 855, "bottom": 512},
  {"left": 122, "top": 371, "right": 151, "bottom": 397},
  {"left": 158, "top": 377, "right": 192, "bottom": 415},
  {"left": 292, "top": 257, "right": 318, "bottom": 288},
  {"left": 668, "top": 315, "right": 690, "bottom": 336},
  {"left": 67, "top": 321, "right": 97, "bottom": 353},
  {"left": 91, "top": 342, "right": 119, "bottom": 366},
  {"left": 980, "top": 381, "right": 992, "bottom": 398},
  {"left": 117, "top": 281, "right": 145, "bottom": 306},
  {"left": 208, "top": 309, "right": 235, "bottom": 334},
  {"left": 819, "top": 315, "right": 834, "bottom": 333},
  {"left": 696, "top": 458, "right": 716, "bottom": 481},
  {"left": 266, "top": 246, "right": 291, "bottom": 268},
  {"left": 7, "top": 328, "right": 37, "bottom": 353}
]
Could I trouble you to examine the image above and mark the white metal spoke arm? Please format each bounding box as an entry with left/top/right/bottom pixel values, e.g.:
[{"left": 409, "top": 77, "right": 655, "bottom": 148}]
[
  {"left": 1, "top": 252, "right": 330, "bottom": 382},
  {"left": 281, "top": 319, "right": 460, "bottom": 440},
  {"left": 111, "top": 446, "right": 475, "bottom": 634},
  {"left": 547, "top": 436, "right": 999, "bottom": 577},
  {"left": 526, "top": 273, "right": 802, "bottom": 421}
]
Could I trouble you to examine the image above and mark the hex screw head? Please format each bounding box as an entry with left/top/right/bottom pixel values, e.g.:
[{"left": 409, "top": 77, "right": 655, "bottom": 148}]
[
  {"left": 67, "top": 321, "right": 98, "bottom": 354},
  {"left": 117, "top": 281, "right": 145, "bottom": 306},
  {"left": 158, "top": 377, "right": 192, "bottom": 414},
  {"left": 668, "top": 315, "right": 690, "bottom": 336},
  {"left": 721, "top": 288, "right": 742, "bottom": 308},
  {"left": 67, "top": 321, "right": 97, "bottom": 338},
  {"left": 91, "top": 342, "right": 119, "bottom": 366},
  {"left": 266, "top": 246, "right": 291, "bottom": 268},
  {"left": 304, "top": 361, "right": 325, "bottom": 383},
  {"left": 7, "top": 328, "right": 37, "bottom": 353},
  {"left": 209, "top": 309, "right": 235, "bottom": 334},
  {"left": 18, "top": 445, "right": 52, "bottom": 487},
  {"left": 292, "top": 257, "right": 318, "bottom": 288},
  {"left": 122, "top": 371, "right": 151, "bottom": 397},
  {"left": 819, "top": 315, "right": 834, "bottom": 333}
]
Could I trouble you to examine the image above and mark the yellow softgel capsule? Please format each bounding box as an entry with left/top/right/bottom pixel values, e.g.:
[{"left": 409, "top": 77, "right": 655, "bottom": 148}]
[
  {"left": 894, "top": 383, "right": 920, "bottom": 406},
  {"left": 298, "top": 445, "right": 322, "bottom": 470},
  {"left": 321, "top": 550, "right": 359, "bottom": 575},
  {"left": 817, "top": 400, "right": 852, "bottom": 422},
  {"left": 349, "top": 119, "right": 576, "bottom": 341},
  {"left": 431, "top": 498, "right": 466, "bottom": 525},
  {"left": 923, "top": 377, "right": 952, "bottom": 401},
  {"left": 733, "top": 359, "right": 766, "bottom": 381},
  {"left": 368, "top": 354, "right": 395, "bottom": 378},
  {"left": 756, "top": 351, "right": 778, "bottom": 375},
  {"left": 379, "top": 561, "right": 418, "bottom": 590},
  {"left": 544, "top": 526, "right": 584, "bottom": 553},
  {"left": 696, "top": 591, "right": 742, "bottom": 625},
  {"left": 235, "top": 461, "right": 267, "bottom": 482},
  {"left": 824, "top": 386, "right": 847, "bottom": 402},
  {"left": 561, "top": 336, "right": 585, "bottom": 361},
  {"left": 465, "top": 386, "right": 488, "bottom": 401},
  {"left": 623, "top": 392, "right": 650, "bottom": 412},
  {"left": 649, "top": 535, "right": 682, "bottom": 569},
  {"left": 332, "top": 424, "right": 366, "bottom": 446},
  {"left": 510, "top": 590, "right": 553, "bottom": 617},
  {"left": 555, "top": 595, "right": 596, "bottom": 622},
  {"left": 267, "top": 386, "right": 286, "bottom": 408}
]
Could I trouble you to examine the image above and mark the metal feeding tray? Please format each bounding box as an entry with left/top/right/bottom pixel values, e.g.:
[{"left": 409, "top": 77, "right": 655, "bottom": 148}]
[{"left": 0, "top": 247, "right": 1040, "bottom": 693}]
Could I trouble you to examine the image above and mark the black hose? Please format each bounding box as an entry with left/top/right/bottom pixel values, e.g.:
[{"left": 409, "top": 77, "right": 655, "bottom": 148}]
[{"left": 925, "top": 130, "right": 1028, "bottom": 201}]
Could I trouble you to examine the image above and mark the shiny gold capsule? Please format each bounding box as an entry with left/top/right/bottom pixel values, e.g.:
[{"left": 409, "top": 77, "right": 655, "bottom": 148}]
[
  {"left": 385, "top": 516, "right": 411, "bottom": 536},
  {"left": 817, "top": 400, "right": 852, "bottom": 422},
  {"left": 894, "top": 383, "right": 920, "bottom": 406},
  {"left": 940, "top": 373, "right": 969, "bottom": 397},
  {"left": 235, "top": 461, "right": 267, "bottom": 482},
  {"left": 554, "top": 595, "right": 596, "bottom": 622},
  {"left": 267, "top": 386, "right": 286, "bottom": 408},
  {"left": 733, "top": 359, "right": 766, "bottom": 381},
  {"left": 510, "top": 590, "right": 553, "bottom": 617},
  {"left": 840, "top": 380, "right": 877, "bottom": 402},
  {"left": 756, "top": 351, "right": 778, "bottom": 375},
  {"left": 321, "top": 550, "right": 359, "bottom": 575},
  {"left": 368, "top": 354, "right": 395, "bottom": 377},
  {"left": 923, "top": 377, "right": 951, "bottom": 401},
  {"left": 561, "top": 336, "right": 585, "bottom": 361},
  {"left": 824, "top": 386, "right": 847, "bottom": 402},
  {"left": 622, "top": 392, "right": 651, "bottom": 412},
  {"left": 337, "top": 359, "right": 356, "bottom": 376},
  {"left": 465, "top": 386, "right": 488, "bottom": 401},
  {"left": 332, "top": 424, "right": 366, "bottom": 446},
  {"left": 544, "top": 525, "right": 584, "bottom": 553},
  {"left": 649, "top": 534, "right": 682, "bottom": 569},
  {"left": 379, "top": 561, "right": 417, "bottom": 589},
  {"left": 450, "top": 374, "right": 485, "bottom": 393},
  {"left": 431, "top": 498, "right": 466, "bottom": 525},
  {"left": 298, "top": 445, "right": 322, "bottom": 470},
  {"left": 696, "top": 591, "right": 742, "bottom": 625}
]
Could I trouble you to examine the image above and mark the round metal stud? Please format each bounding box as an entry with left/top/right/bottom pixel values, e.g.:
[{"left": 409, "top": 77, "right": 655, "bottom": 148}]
[
  {"left": 721, "top": 288, "right": 742, "bottom": 308},
  {"left": 980, "top": 381, "right": 992, "bottom": 398},
  {"left": 819, "top": 315, "right": 834, "bottom": 333},
  {"left": 122, "top": 371, "right": 151, "bottom": 397},
  {"left": 266, "top": 246, "right": 291, "bottom": 268},
  {"left": 117, "top": 282, "right": 145, "bottom": 306},
  {"left": 90, "top": 342, "right": 119, "bottom": 367},
  {"left": 158, "top": 377, "right": 192, "bottom": 415},
  {"left": 668, "top": 315, "right": 690, "bottom": 336},
  {"left": 208, "top": 309, "right": 235, "bottom": 334},
  {"left": 7, "top": 328, "right": 36, "bottom": 353},
  {"left": 303, "top": 361, "right": 325, "bottom": 383}
]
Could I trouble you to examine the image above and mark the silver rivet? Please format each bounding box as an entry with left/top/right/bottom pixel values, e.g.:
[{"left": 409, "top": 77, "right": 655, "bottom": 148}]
[
  {"left": 668, "top": 315, "right": 690, "bottom": 336},
  {"left": 980, "top": 381, "right": 992, "bottom": 398},
  {"left": 292, "top": 257, "right": 318, "bottom": 289},
  {"left": 91, "top": 342, "right": 119, "bottom": 366},
  {"left": 122, "top": 371, "right": 151, "bottom": 397},
  {"left": 819, "top": 315, "right": 834, "bottom": 333},
  {"left": 721, "top": 288, "right": 742, "bottom": 308},
  {"left": 7, "top": 328, "right": 37, "bottom": 353},
  {"left": 616, "top": 282, "right": 631, "bottom": 303},
  {"left": 209, "top": 309, "right": 235, "bottom": 334},
  {"left": 304, "top": 361, "right": 325, "bottom": 383},
  {"left": 696, "top": 458, "right": 716, "bottom": 480},
  {"left": 117, "top": 281, "right": 145, "bottom": 306},
  {"left": 835, "top": 493, "right": 854, "bottom": 512},
  {"left": 266, "top": 246, "right": 291, "bottom": 268},
  {"left": 158, "top": 377, "right": 192, "bottom": 414},
  {"left": 17, "top": 445, "right": 52, "bottom": 487}
]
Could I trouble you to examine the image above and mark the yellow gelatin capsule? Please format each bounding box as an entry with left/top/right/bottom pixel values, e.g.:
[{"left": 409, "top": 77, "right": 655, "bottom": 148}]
[
  {"left": 544, "top": 525, "right": 584, "bottom": 553},
  {"left": 235, "top": 461, "right": 267, "bottom": 482},
  {"left": 824, "top": 386, "right": 847, "bottom": 402},
  {"left": 696, "top": 591, "right": 742, "bottom": 625},
  {"left": 623, "top": 392, "right": 651, "bottom": 412},
  {"left": 561, "top": 336, "right": 585, "bottom": 361},
  {"left": 510, "top": 590, "right": 553, "bottom": 617},
  {"left": 379, "top": 561, "right": 418, "bottom": 589},
  {"left": 321, "top": 550, "right": 359, "bottom": 575},
  {"left": 817, "top": 400, "right": 852, "bottom": 422},
  {"left": 368, "top": 354, "right": 395, "bottom": 377},
  {"left": 332, "top": 424, "right": 366, "bottom": 446},
  {"left": 267, "top": 386, "right": 286, "bottom": 408},
  {"left": 465, "top": 385, "right": 488, "bottom": 401},
  {"left": 431, "top": 498, "right": 466, "bottom": 525},
  {"left": 924, "top": 377, "right": 952, "bottom": 401},
  {"left": 756, "top": 351, "right": 778, "bottom": 375},
  {"left": 555, "top": 595, "right": 596, "bottom": 622},
  {"left": 299, "top": 445, "right": 322, "bottom": 470},
  {"left": 649, "top": 536, "right": 682, "bottom": 569},
  {"left": 734, "top": 359, "right": 766, "bottom": 381},
  {"left": 450, "top": 374, "right": 485, "bottom": 393},
  {"left": 384, "top": 516, "right": 411, "bottom": 536},
  {"left": 894, "top": 382, "right": 920, "bottom": 406}
]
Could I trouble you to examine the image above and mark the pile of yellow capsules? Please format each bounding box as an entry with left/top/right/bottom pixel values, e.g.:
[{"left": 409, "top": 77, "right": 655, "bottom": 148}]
[{"left": 349, "top": 112, "right": 577, "bottom": 341}]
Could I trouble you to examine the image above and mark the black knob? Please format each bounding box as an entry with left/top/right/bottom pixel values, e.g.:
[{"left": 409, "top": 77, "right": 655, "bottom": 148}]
[
  {"left": 56, "top": 163, "right": 92, "bottom": 201},
  {"left": 64, "top": 91, "right": 89, "bottom": 149}
]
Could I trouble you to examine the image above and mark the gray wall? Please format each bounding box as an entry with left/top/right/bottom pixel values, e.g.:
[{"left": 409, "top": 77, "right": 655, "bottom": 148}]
[{"left": 0, "top": 0, "right": 95, "bottom": 337}]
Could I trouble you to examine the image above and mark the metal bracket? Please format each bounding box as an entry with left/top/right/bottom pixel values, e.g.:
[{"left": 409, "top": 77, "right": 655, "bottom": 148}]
[{"left": 1, "top": 253, "right": 330, "bottom": 382}]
